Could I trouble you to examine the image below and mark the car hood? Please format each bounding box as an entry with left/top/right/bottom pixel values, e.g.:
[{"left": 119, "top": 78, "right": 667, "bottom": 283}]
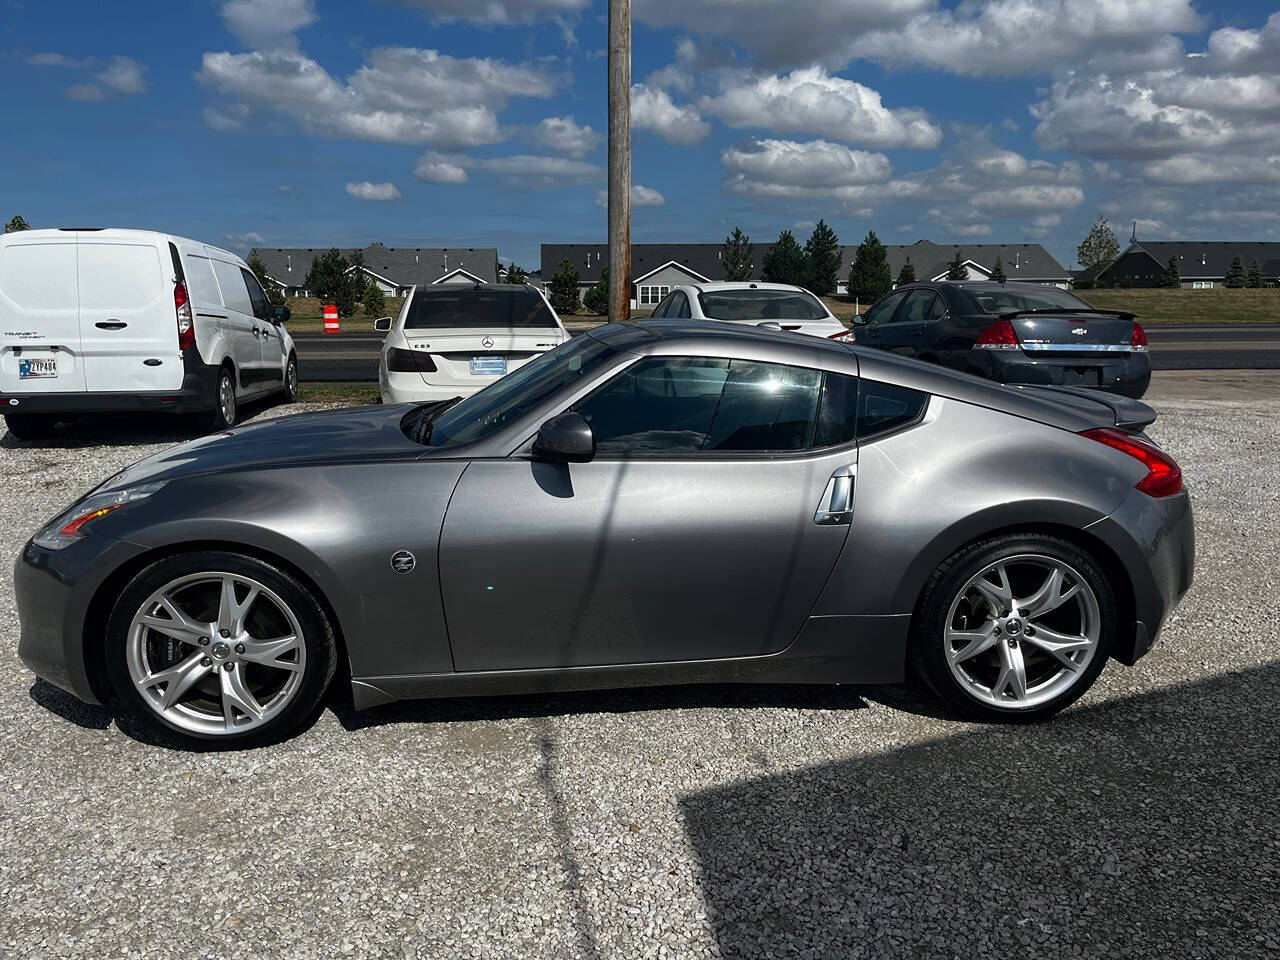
[{"left": 107, "top": 404, "right": 423, "bottom": 489}]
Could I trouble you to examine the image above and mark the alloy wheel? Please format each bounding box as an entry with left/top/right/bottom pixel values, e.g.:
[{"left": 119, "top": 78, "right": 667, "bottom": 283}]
[
  {"left": 125, "top": 572, "right": 307, "bottom": 736},
  {"left": 286, "top": 358, "right": 299, "bottom": 401},
  {"left": 943, "top": 554, "right": 1101, "bottom": 710},
  {"left": 219, "top": 373, "right": 237, "bottom": 426}
]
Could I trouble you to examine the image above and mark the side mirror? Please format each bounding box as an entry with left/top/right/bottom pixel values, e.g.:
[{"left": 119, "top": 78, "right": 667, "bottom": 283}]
[
  {"left": 851, "top": 313, "right": 868, "bottom": 325},
  {"left": 756, "top": 321, "right": 782, "bottom": 330},
  {"left": 373, "top": 316, "right": 393, "bottom": 333},
  {"left": 273, "top": 305, "right": 292, "bottom": 323},
  {"left": 532, "top": 412, "right": 595, "bottom": 463}
]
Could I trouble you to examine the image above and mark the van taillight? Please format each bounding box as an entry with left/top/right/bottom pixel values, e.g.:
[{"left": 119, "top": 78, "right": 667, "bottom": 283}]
[
  {"left": 973, "top": 318, "right": 1020, "bottom": 349},
  {"left": 175, "top": 281, "right": 194, "bottom": 350},
  {"left": 1081, "top": 427, "right": 1183, "bottom": 497}
]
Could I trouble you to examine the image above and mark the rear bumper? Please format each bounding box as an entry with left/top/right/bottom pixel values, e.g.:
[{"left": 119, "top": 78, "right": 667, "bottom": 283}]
[
  {"left": 973, "top": 350, "right": 1152, "bottom": 399},
  {"left": 379, "top": 365, "right": 483, "bottom": 404},
  {"left": 1086, "top": 487, "right": 1195, "bottom": 665},
  {"left": 1, "top": 350, "right": 220, "bottom": 415}
]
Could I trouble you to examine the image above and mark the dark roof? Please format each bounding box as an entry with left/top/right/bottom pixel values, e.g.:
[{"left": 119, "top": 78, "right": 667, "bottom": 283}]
[
  {"left": 541, "top": 239, "right": 1067, "bottom": 285},
  {"left": 1101, "top": 241, "right": 1280, "bottom": 280},
  {"left": 252, "top": 242, "right": 499, "bottom": 287}
]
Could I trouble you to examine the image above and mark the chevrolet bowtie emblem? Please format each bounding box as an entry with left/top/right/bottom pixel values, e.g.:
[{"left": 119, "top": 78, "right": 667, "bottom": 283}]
[{"left": 1071, "top": 327, "right": 1087, "bottom": 335}]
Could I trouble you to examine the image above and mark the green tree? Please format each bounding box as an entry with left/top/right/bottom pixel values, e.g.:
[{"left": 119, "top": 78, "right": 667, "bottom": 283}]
[
  {"left": 946, "top": 251, "right": 970, "bottom": 281},
  {"left": 846, "top": 230, "right": 892, "bottom": 301},
  {"left": 721, "top": 227, "right": 754, "bottom": 282},
  {"left": 990, "top": 256, "right": 1007, "bottom": 283},
  {"left": 1224, "top": 254, "right": 1247, "bottom": 288},
  {"left": 362, "top": 283, "right": 387, "bottom": 317},
  {"left": 1247, "top": 259, "right": 1264, "bottom": 289},
  {"left": 1158, "top": 256, "right": 1181, "bottom": 288},
  {"left": 4, "top": 214, "right": 30, "bottom": 233},
  {"left": 761, "top": 230, "right": 808, "bottom": 286},
  {"left": 347, "top": 250, "right": 370, "bottom": 299},
  {"left": 583, "top": 266, "right": 609, "bottom": 315},
  {"left": 803, "top": 219, "right": 841, "bottom": 296},
  {"left": 504, "top": 262, "right": 528, "bottom": 284},
  {"left": 895, "top": 257, "right": 916, "bottom": 286},
  {"left": 246, "top": 251, "right": 285, "bottom": 306},
  {"left": 304, "top": 248, "right": 358, "bottom": 317},
  {"left": 547, "top": 258, "right": 581, "bottom": 314},
  {"left": 1077, "top": 215, "right": 1120, "bottom": 273}
]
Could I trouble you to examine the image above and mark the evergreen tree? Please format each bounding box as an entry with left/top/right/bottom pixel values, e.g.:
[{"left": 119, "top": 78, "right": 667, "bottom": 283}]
[
  {"left": 304, "top": 249, "right": 358, "bottom": 317},
  {"left": 1224, "top": 255, "right": 1247, "bottom": 288},
  {"left": 4, "top": 214, "right": 30, "bottom": 233},
  {"left": 895, "top": 257, "right": 916, "bottom": 286},
  {"left": 504, "top": 262, "right": 528, "bottom": 284},
  {"left": 1247, "top": 259, "right": 1264, "bottom": 288},
  {"left": 583, "top": 266, "right": 609, "bottom": 315},
  {"left": 246, "top": 251, "right": 285, "bottom": 306},
  {"left": 547, "top": 258, "right": 581, "bottom": 314},
  {"left": 347, "top": 250, "right": 370, "bottom": 299},
  {"left": 760, "top": 230, "right": 808, "bottom": 286},
  {"left": 362, "top": 284, "right": 387, "bottom": 316},
  {"left": 1077, "top": 216, "right": 1120, "bottom": 273},
  {"left": 946, "top": 251, "right": 970, "bottom": 281},
  {"left": 990, "top": 256, "right": 1007, "bottom": 283},
  {"left": 721, "top": 227, "right": 754, "bottom": 281},
  {"left": 1158, "top": 256, "right": 1181, "bottom": 288},
  {"left": 802, "top": 219, "right": 841, "bottom": 296},
  {"left": 846, "top": 230, "right": 893, "bottom": 301}
]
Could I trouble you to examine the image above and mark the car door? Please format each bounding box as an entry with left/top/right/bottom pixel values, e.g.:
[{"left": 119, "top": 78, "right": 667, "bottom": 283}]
[
  {"left": 853, "top": 289, "right": 909, "bottom": 353},
  {"left": 242, "top": 267, "right": 285, "bottom": 387},
  {"left": 0, "top": 232, "right": 87, "bottom": 395},
  {"left": 209, "top": 256, "right": 262, "bottom": 390},
  {"left": 438, "top": 353, "right": 859, "bottom": 672},
  {"left": 876, "top": 288, "right": 939, "bottom": 358}
]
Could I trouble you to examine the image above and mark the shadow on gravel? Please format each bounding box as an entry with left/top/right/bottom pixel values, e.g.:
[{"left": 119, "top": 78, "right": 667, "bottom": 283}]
[
  {"left": 0, "top": 393, "right": 295, "bottom": 449},
  {"left": 681, "top": 663, "right": 1280, "bottom": 959},
  {"left": 330, "top": 682, "right": 871, "bottom": 732}
]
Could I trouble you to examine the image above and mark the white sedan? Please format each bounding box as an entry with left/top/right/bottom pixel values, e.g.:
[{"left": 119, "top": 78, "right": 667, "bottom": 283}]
[
  {"left": 377, "top": 283, "right": 569, "bottom": 404},
  {"left": 646, "top": 282, "right": 854, "bottom": 341}
]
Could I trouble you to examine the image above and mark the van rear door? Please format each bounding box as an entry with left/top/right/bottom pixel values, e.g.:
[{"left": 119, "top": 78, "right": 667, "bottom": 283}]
[
  {"left": 0, "top": 233, "right": 87, "bottom": 394},
  {"left": 78, "top": 234, "right": 182, "bottom": 392}
]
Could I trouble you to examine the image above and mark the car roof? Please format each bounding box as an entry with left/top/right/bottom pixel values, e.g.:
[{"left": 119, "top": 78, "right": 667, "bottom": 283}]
[{"left": 1, "top": 227, "right": 243, "bottom": 262}]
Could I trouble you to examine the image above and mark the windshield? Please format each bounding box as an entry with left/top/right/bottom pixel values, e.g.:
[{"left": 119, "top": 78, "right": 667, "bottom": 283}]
[
  {"left": 419, "top": 334, "right": 618, "bottom": 447},
  {"left": 964, "top": 286, "right": 1091, "bottom": 315},
  {"left": 698, "top": 289, "right": 829, "bottom": 321},
  {"left": 404, "top": 288, "right": 558, "bottom": 329}
]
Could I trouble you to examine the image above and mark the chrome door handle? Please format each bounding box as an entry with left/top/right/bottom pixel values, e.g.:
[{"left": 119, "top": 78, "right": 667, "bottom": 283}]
[
  {"left": 814, "top": 464, "right": 856, "bottom": 525},
  {"left": 251, "top": 327, "right": 260, "bottom": 337}
]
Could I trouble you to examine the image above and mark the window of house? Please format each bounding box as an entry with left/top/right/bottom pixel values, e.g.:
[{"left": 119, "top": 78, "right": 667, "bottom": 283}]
[
  {"left": 639, "top": 285, "right": 671, "bottom": 306},
  {"left": 1193, "top": 281, "right": 1213, "bottom": 289}
]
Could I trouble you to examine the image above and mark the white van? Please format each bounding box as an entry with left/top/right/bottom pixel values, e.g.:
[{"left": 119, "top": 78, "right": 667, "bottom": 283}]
[{"left": 0, "top": 228, "right": 297, "bottom": 439}]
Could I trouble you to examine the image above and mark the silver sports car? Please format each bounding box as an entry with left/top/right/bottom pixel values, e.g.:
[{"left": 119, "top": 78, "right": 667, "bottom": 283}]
[{"left": 16, "top": 321, "right": 1194, "bottom": 747}]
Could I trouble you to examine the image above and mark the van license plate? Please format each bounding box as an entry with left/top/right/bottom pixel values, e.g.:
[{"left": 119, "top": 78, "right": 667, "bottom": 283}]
[
  {"left": 18, "top": 358, "right": 57, "bottom": 379},
  {"left": 470, "top": 356, "right": 507, "bottom": 376}
]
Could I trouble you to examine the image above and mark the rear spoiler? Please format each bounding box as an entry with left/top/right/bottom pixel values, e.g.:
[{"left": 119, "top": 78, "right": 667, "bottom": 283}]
[
  {"left": 1018, "top": 385, "right": 1157, "bottom": 431},
  {"left": 996, "top": 307, "right": 1137, "bottom": 321}
]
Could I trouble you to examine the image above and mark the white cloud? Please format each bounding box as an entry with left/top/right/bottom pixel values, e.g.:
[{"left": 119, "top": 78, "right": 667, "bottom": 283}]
[
  {"left": 223, "top": 231, "right": 266, "bottom": 253},
  {"left": 204, "top": 103, "right": 250, "bottom": 131},
  {"left": 414, "top": 154, "right": 469, "bottom": 183},
  {"left": 65, "top": 83, "right": 105, "bottom": 102},
  {"left": 221, "top": 0, "right": 316, "bottom": 49},
  {"left": 1033, "top": 214, "right": 1062, "bottom": 229},
  {"left": 701, "top": 68, "right": 940, "bottom": 149},
  {"left": 54, "top": 54, "right": 147, "bottom": 100},
  {"left": 28, "top": 52, "right": 94, "bottom": 68},
  {"left": 971, "top": 185, "right": 1085, "bottom": 213},
  {"left": 345, "top": 181, "right": 403, "bottom": 201},
  {"left": 533, "top": 116, "right": 602, "bottom": 157},
  {"left": 722, "top": 138, "right": 892, "bottom": 199},
  {"left": 277, "top": 185, "right": 296, "bottom": 196},
  {"left": 97, "top": 56, "right": 147, "bottom": 94},
  {"left": 415, "top": 151, "right": 602, "bottom": 188},
  {"left": 630, "top": 84, "right": 710, "bottom": 145},
  {"left": 198, "top": 47, "right": 559, "bottom": 147},
  {"left": 391, "top": 0, "right": 589, "bottom": 25},
  {"left": 594, "top": 184, "right": 667, "bottom": 207}
]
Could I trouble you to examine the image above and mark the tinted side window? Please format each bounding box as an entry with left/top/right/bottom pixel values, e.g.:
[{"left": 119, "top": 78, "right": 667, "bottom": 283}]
[
  {"left": 651, "top": 294, "right": 674, "bottom": 318},
  {"left": 241, "top": 268, "right": 271, "bottom": 321},
  {"left": 898, "top": 290, "right": 937, "bottom": 324},
  {"left": 858, "top": 380, "right": 929, "bottom": 439},
  {"left": 670, "top": 292, "right": 691, "bottom": 318},
  {"left": 863, "top": 290, "right": 907, "bottom": 326},
  {"left": 813, "top": 372, "right": 858, "bottom": 447},
  {"left": 573, "top": 356, "right": 822, "bottom": 456}
]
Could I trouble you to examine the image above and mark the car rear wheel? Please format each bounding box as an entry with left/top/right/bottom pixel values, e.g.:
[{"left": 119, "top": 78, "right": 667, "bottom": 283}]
[
  {"left": 283, "top": 355, "right": 300, "bottom": 402},
  {"left": 4, "top": 413, "right": 59, "bottom": 440},
  {"left": 106, "top": 551, "right": 337, "bottom": 748},
  {"left": 911, "top": 534, "right": 1115, "bottom": 722}
]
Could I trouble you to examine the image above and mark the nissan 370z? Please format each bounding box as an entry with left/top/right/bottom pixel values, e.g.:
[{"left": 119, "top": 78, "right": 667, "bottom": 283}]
[{"left": 16, "top": 321, "right": 1194, "bottom": 747}]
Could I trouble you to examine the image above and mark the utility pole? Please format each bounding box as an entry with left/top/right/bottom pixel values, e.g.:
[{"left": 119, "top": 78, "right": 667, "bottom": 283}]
[{"left": 607, "top": 0, "right": 631, "bottom": 324}]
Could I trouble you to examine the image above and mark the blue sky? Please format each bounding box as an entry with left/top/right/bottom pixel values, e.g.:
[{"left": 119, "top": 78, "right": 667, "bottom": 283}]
[{"left": 2, "top": 0, "right": 1278, "bottom": 271}]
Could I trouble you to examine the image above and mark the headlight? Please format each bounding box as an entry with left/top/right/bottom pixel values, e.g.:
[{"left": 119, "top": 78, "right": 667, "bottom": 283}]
[{"left": 32, "top": 482, "right": 166, "bottom": 550}]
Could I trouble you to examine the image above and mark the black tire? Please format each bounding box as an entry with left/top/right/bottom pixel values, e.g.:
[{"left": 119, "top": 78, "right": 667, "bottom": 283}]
[
  {"left": 194, "top": 365, "right": 237, "bottom": 433},
  {"left": 283, "top": 354, "right": 300, "bottom": 403},
  {"left": 105, "top": 551, "right": 337, "bottom": 749},
  {"left": 4, "top": 412, "right": 58, "bottom": 440},
  {"left": 910, "top": 533, "right": 1116, "bottom": 723}
]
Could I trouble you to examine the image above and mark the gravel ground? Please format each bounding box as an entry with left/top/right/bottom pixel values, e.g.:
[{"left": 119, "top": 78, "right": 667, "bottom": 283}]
[{"left": 0, "top": 379, "right": 1277, "bottom": 959}]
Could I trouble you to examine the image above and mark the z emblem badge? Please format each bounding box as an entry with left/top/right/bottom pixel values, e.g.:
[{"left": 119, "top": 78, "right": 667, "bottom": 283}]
[{"left": 390, "top": 551, "right": 416, "bottom": 574}]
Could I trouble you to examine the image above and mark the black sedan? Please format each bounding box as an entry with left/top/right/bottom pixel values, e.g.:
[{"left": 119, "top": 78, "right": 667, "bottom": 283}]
[{"left": 852, "top": 281, "right": 1151, "bottom": 398}]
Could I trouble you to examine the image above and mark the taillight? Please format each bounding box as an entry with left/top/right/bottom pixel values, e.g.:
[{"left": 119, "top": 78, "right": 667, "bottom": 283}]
[
  {"left": 973, "top": 318, "right": 1019, "bottom": 349},
  {"left": 387, "top": 347, "right": 437, "bottom": 373},
  {"left": 1081, "top": 427, "right": 1183, "bottom": 497},
  {"left": 1130, "top": 322, "right": 1148, "bottom": 351},
  {"left": 828, "top": 328, "right": 855, "bottom": 342},
  {"left": 174, "top": 280, "right": 194, "bottom": 350}
]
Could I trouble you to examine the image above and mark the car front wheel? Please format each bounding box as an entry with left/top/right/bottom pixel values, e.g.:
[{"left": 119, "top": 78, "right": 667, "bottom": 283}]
[
  {"left": 106, "top": 551, "right": 337, "bottom": 748},
  {"left": 911, "top": 534, "right": 1116, "bottom": 722}
]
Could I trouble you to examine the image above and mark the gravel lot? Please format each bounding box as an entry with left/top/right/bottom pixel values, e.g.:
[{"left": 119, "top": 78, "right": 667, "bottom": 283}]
[{"left": 1, "top": 377, "right": 1277, "bottom": 959}]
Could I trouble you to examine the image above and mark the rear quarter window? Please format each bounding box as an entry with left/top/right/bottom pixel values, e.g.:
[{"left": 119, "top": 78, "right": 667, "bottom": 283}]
[
  {"left": 212, "top": 259, "right": 253, "bottom": 315},
  {"left": 78, "top": 243, "right": 165, "bottom": 311},
  {"left": 858, "top": 380, "right": 929, "bottom": 439},
  {"left": 0, "top": 243, "right": 78, "bottom": 310}
]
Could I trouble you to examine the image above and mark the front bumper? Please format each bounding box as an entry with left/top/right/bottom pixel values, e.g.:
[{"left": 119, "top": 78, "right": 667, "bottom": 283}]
[
  {"left": 15, "top": 535, "right": 148, "bottom": 703},
  {"left": 974, "top": 350, "right": 1152, "bottom": 399},
  {"left": 1086, "top": 486, "right": 1195, "bottom": 665}
]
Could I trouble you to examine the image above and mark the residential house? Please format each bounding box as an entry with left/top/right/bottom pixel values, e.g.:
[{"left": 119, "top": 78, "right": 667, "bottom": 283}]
[
  {"left": 872, "top": 240, "right": 1071, "bottom": 291},
  {"left": 1093, "top": 240, "right": 1280, "bottom": 289},
  {"left": 251, "top": 243, "right": 499, "bottom": 297}
]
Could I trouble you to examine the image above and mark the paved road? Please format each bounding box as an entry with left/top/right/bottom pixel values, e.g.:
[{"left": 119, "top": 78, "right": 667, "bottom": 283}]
[{"left": 293, "top": 324, "right": 1280, "bottom": 381}]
